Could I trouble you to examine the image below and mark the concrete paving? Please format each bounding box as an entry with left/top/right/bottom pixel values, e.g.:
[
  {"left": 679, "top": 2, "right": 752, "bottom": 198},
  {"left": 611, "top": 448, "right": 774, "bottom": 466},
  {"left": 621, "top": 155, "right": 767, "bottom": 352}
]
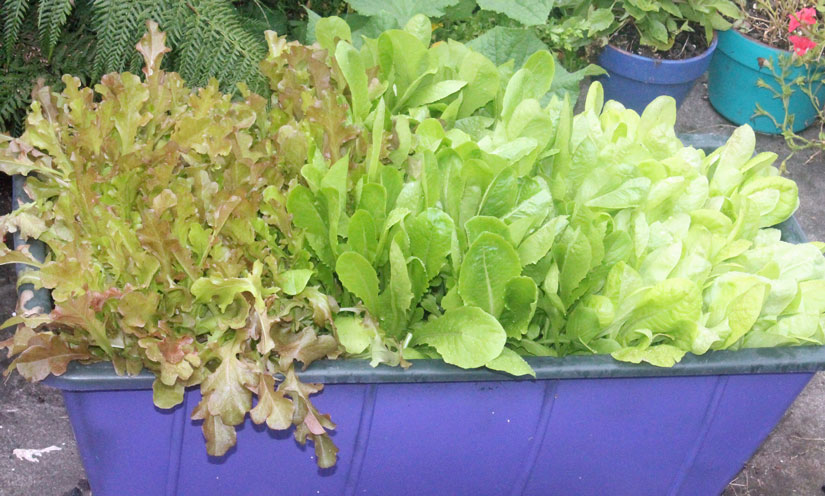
[{"left": 0, "top": 75, "right": 824, "bottom": 496}]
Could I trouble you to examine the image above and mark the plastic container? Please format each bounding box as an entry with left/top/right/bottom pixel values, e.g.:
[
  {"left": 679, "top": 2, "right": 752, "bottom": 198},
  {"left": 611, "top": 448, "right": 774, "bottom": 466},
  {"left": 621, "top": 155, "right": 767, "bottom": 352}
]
[
  {"left": 707, "top": 29, "right": 825, "bottom": 134},
  {"left": 597, "top": 35, "right": 718, "bottom": 113},
  {"left": 48, "top": 352, "right": 822, "bottom": 496},
  {"left": 15, "top": 135, "right": 825, "bottom": 495}
]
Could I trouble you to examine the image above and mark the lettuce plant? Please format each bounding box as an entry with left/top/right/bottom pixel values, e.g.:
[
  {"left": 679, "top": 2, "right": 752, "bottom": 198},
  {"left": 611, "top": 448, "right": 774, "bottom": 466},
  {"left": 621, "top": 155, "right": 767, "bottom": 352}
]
[
  {"left": 0, "top": 23, "right": 350, "bottom": 466},
  {"left": 1, "top": 17, "right": 824, "bottom": 470}
]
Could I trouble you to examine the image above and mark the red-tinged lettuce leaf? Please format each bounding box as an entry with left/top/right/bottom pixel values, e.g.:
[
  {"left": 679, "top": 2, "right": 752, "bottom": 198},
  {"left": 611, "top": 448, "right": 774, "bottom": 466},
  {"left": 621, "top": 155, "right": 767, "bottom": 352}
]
[
  {"left": 192, "top": 401, "right": 238, "bottom": 458},
  {"left": 0, "top": 325, "right": 37, "bottom": 358},
  {"left": 6, "top": 333, "right": 92, "bottom": 381},
  {"left": 0, "top": 24, "right": 349, "bottom": 468},
  {"left": 249, "top": 375, "right": 293, "bottom": 430},
  {"left": 273, "top": 327, "right": 341, "bottom": 370},
  {"left": 198, "top": 342, "right": 257, "bottom": 427}
]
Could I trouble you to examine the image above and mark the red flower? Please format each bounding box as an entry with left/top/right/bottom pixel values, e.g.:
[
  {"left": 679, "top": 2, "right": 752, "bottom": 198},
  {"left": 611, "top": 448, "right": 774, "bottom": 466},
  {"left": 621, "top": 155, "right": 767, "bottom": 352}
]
[
  {"left": 789, "top": 7, "right": 817, "bottom": 32},
  {"left": 789, "top": 35, "right": 817, "bottom": 55}
]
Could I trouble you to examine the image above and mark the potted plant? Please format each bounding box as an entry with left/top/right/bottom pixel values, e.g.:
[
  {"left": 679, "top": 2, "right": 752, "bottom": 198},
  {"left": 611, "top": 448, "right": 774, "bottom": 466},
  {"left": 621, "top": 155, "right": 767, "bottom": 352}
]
[
  {"left": 707, "top": 2, "right": 825, "bottom": 134},
  {"left": 3, "top": 18, "right": 825, "bottom": 496},
  {"left": 578, "top": 0, "right": 739, "bottom": 112}
]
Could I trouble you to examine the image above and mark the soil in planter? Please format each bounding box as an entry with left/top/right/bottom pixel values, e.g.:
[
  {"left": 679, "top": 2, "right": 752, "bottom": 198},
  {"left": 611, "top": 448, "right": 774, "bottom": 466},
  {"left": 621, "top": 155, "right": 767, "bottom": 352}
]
[
  {"left": 737, "top": 3, "right": 798, "bottom": 51},
  {"left": 610, "top": 23, "right": 709, "bottom": 60}
]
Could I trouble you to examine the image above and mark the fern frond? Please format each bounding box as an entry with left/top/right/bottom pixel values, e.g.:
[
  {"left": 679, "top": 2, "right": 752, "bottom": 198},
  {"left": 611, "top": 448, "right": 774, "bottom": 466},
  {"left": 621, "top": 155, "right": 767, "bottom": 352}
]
[
  {"left": 174, "top": 0, "right": 268, "bottom": 93},
  {"left": 37, "top": 0, "right": 74, "bottom": 57},
  {"left": 2, "top": 0, "right": 31, "bottom": 63},
  {"left": 90, "top": 0, "right": 148, "bottom": 76},
  {"left": 236, "top": 1, "right": 288, "bottom": 36}
]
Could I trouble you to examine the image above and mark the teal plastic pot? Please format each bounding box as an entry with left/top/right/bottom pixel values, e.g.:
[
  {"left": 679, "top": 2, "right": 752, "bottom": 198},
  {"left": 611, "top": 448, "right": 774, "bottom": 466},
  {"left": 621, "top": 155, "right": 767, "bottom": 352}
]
[{"left": 708, "top": 29, "right": 824, "bottom": 134}]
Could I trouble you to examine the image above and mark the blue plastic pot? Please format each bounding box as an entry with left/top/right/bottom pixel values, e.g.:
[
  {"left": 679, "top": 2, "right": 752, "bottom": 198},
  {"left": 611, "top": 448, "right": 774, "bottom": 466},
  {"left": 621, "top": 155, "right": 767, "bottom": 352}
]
[
  {"left": 597, "top": 35, "right": 718, "bottom": 113},
  {"left": 708, "top": 29, "right": 825, "bottom": 134}
]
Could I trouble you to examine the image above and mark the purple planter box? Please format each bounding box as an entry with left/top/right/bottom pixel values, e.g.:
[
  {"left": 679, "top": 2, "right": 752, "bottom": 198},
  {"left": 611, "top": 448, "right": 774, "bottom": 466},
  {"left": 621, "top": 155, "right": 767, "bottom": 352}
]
[
  {"left": 18, "top": 136, "right": 825, "bottom": 495},
  {"left": 48, "top": 358, "right": 821, "bottom": 496}
]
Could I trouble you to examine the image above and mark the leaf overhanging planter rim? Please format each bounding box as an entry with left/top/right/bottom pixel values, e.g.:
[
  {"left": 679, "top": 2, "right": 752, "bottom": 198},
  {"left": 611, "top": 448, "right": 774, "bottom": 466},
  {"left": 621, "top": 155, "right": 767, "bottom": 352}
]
[{"left": 44, "top": 342, "right": 825, "bottom": 391}]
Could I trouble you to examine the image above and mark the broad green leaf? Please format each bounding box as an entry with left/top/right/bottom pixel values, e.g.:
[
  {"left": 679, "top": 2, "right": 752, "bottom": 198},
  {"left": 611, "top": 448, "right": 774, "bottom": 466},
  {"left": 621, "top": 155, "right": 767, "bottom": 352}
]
[
  {"left": 612, "top": 344, "right": 687, "bottom": 367},
  {"left": 347, "top": 0, "right": 459, "bottom": 25},
  {"left": 335, "top": 315, "right": 373, "bottom": 354},
  {"left": 335, "top": 41, "right": 369, "bottom": 122},
  {"left": 479, "top": 168, "right": 518, "bottom": 218},
  {"left": 624, "top": 278, "right": 701, "bottom": 344},
  {"left": 459, "top": 232, "right": 522, "bottom": 317},
  {"left": 467, "top": 27, "right": 549, "bottom": 68},
  {"left": 499, "top": 276, "right": 538, "bottom": 338},
  {"left": 486, "top": 346, "right": 535, "bottom": 376},
  {"left": 316, "top": 17, "right": 352, "bottom": 54},
  {"left": 522, "top": 50, "right": 555, "bottom": 100},
  {"left": 738, "top": 176, "right": 799, "bottom": 227},
  {"left": 457, "top": 52, "right": 500, "bottom": 118},
  {"left": 408, "top": 208, "right": 454, "bottom": 280},
  {"left": 518, "top": 216, "right": 568, "bottom": 266},
  {"left": 280, "top": 269, "right": 313, "bottom": 296},
  {"left": 404, "top": 14, "right": 432, "bottom": 46},
  {"left": 406, "top": 80, "right": 468, "bottom": 108},
  {"left": 587, "top": 8, "right": 615, "bottom": 35},
  {"left": 476, "top": 0, "right": 554, "bottom": 27},
  {"left": 412, "top": 306, "right": 506, "bottom": 368},
  {"left": 347, "top": 210, "right": 379, "bottom": 263},
  {"left": 722, "top": 281, "right": 769, "bottom": 348},
  {"left": 336, "top": 251, "right": 380, "bottom": 316},
  {"left": 585, "top": 177, "right": 651, "bottom": 209},
  {"left": 465, "top": 216, "right": 511, "bottom": 245},
  {"left": 554, "top": 228, "right": 592, "bottom": 308},
  {"left": 287, "top": 185, "right": 334, "bottom": 266},
  {"left": 382, "top": 240, "right": 413, "bottom": 333}
]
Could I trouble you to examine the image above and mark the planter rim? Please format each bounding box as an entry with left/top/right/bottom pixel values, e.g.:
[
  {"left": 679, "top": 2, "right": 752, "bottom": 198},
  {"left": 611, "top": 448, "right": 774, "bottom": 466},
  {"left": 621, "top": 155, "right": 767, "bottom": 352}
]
[
  {"left": 726, "top": 28, "right": 791, "bottom": 55},
  {"left": 605, "top": 31, "right": 719, "bottom": 65},
  {"left": 44, "top": 343, "right": 825, "bottom": 391},
  {"left": 715, "top": 28, "right": 820, "bottom": 78}
]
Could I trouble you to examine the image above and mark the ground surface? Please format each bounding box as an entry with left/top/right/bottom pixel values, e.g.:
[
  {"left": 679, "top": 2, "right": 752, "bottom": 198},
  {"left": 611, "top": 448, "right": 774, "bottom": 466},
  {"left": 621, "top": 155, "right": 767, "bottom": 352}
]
[{"left": 0, "top": 76, "right": 824, "bottom": 496}]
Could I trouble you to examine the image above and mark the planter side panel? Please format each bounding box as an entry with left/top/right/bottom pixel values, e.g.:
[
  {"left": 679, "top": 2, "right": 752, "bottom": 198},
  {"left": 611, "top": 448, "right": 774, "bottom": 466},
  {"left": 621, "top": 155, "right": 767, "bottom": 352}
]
[
  {"left": 176, "top": 384, "right": 369, "bottom": 496},
  {"left": 62, "top": 389, "right": 184, "bottom": 496},
  {"left": 353, "top": 380, "right": 548, "bottom": 495},
  {"left": 675, "top": 372, "right": 813, "bottom": 496},
  {"left": 61, "top": 372, "right": 813, "bottom": 496},
  {"left": 523, "top": 375, "right": 721, "bottom": 495}
]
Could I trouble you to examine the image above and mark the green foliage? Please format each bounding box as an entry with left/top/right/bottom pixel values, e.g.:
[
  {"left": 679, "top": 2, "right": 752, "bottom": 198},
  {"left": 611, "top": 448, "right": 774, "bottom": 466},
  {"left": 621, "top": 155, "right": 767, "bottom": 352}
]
[
  {"left": 36, "top": 0, "right": 72, "bottom": 56},
  {"left": 742, "top": 2, "right": 825, "bottom": 167},
  {"left": 475, "top": 0, "right": 554, "bottom": 27},
  {"left": 346, "top": 0, "right": 459, "bottom": 25},
  {"left": 1, "top": 25, "right": 348, "bottom": 464},
  {"left": 0, "top": 0, "right": 312, "bottom": 133},
  {"left": 586, "top": 0, "right": 740, "bottom": 51},
  {"left": 2, "top": 16, "right": 824, "bottom": 470},
  {"left": 0, "top": 17, "right": 95, "bottom": 134}
]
